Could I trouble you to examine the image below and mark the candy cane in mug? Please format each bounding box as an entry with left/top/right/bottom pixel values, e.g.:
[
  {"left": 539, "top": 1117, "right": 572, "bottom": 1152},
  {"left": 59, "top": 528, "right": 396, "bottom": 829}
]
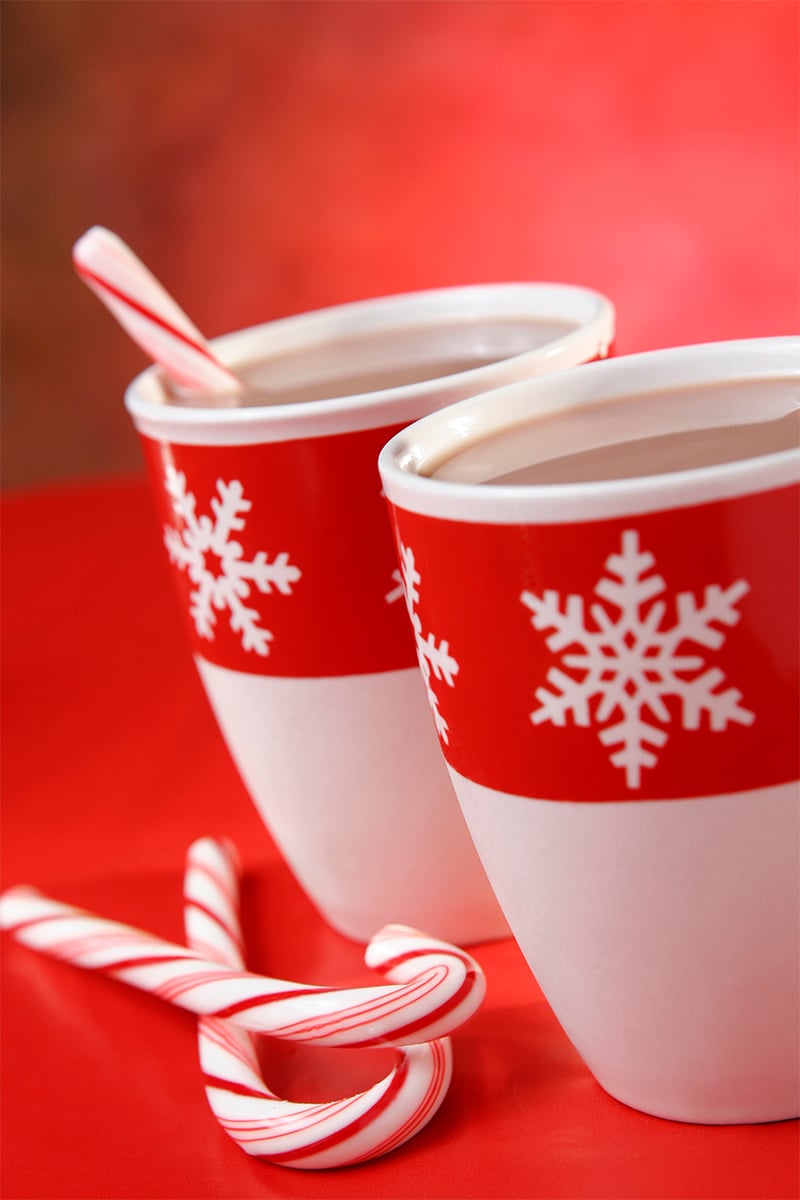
[{"left": 73, "top": 226, "right": 243, "bottom": 397}]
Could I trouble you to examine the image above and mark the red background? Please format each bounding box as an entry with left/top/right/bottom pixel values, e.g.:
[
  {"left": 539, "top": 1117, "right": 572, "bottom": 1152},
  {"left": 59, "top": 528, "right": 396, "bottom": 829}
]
[
  {"left": 2, "top": 2, "right": 798, "bottom": 1197},
  {"left": 2, "top": 0, "right": 798, "bottom": 489}
]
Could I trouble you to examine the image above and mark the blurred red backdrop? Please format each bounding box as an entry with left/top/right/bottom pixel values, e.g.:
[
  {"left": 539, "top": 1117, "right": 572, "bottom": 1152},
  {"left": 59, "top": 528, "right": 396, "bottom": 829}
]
[{"left": 1, "top": 0, "right": 798, "bottom": 488}]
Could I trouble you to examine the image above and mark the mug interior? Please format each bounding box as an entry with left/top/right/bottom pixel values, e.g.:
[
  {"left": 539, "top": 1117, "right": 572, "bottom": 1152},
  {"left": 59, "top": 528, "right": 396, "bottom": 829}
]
[
  {"left": 432, "top": 376, "right": 799, "bottom": 486},
  {"left": 225, "top": 314, "right": 573, "bottom": 407},
  {"left": 380, "top": 339, "right": 800, "bottom": 522},
  {"left": 126, "top": 283, "right": 613, "bottom": 435}
]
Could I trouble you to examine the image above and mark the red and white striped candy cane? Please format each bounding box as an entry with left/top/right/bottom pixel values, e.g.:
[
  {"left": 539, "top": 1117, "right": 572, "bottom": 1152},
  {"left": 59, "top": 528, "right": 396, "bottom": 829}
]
[
  {"left": 72, "top": 226, "right": 242, "bottom": 397},
  {"left": 0, "top": 886, "right": 484, "bottom": 1049},
  {"left": 184, "top": 837, "right": 453, "bottom": 1168}
]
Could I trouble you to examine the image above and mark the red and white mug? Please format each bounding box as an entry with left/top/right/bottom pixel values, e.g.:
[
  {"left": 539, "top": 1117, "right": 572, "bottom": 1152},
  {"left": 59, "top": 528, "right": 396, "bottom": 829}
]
[
  {"left": 125, "top": 283, "right": 614, "bottom": 943},
  {"left": 379, "top": 338, "right": 799, "bottom": 1121}
]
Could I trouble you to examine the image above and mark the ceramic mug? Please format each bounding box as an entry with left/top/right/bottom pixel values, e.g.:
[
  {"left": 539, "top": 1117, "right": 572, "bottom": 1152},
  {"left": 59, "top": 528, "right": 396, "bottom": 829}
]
[
  {"left": 379, "top": 338, "right": 799, "bottom": 1121},
  {"left": 125, "top": 283, "right": 614, "bottom": 943}
]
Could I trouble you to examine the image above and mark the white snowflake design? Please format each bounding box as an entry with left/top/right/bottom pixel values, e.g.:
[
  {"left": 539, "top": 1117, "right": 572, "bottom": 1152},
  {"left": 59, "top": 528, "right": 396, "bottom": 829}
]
[
  {"left": 163, "top": 465, "right": 301, "bottom": 656},
  {"left": 394, "top": 542, "right": 459, "bottom": 743},
  {"left": 385, "top": 566, "right": 405, "bottom": 605},
  {"left": 520, "top": 529, "right": 755, "bottom": 788}
]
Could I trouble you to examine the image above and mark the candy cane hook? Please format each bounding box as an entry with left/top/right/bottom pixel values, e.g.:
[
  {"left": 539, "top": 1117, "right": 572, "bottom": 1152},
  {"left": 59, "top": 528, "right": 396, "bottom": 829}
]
[{"left": 183, "top": 837, "right": 453, "bottom": 1168}]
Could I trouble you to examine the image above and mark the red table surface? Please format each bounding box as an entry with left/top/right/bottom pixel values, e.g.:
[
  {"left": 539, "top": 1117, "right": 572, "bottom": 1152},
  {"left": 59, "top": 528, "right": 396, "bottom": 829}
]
[{"left": 1, "top": 478, "right": 798, "bottom": 1200}]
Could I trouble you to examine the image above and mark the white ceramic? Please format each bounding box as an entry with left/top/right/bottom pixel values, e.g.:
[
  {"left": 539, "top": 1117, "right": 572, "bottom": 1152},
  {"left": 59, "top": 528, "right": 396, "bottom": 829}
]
[
  {"left": 379, "top": 338, "right": 799, "bottom": 1121},
  {"left": 125, "top": 283, "right": 615, "bottom": 943}
]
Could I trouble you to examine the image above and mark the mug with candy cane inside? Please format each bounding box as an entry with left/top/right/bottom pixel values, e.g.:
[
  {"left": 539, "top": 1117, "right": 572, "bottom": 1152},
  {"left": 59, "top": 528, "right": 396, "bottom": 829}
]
[
  {"left": 125, "top": 283, "right": 614, "bottom": 944},
  {"left": 379, "top": 338, "right": 799, "bottom": 1122}
]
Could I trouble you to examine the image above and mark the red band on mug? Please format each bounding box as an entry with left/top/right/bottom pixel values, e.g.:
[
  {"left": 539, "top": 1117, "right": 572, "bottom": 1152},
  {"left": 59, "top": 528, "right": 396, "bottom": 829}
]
[
  {"left": 387, "top": 485, "right": 799, "bottom": 801},
  {"left": 139, "top": 426, "right": 419, "bottom": 677}
]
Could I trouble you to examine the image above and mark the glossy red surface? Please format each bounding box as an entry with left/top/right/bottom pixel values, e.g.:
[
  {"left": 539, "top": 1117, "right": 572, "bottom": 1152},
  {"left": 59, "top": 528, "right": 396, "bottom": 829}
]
[{"left": 2, "top": 479, "right": 798, "bottom": 1198}]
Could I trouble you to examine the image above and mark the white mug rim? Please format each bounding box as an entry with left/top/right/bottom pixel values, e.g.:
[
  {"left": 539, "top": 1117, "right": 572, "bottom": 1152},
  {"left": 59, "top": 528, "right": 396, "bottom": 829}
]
[
  {"left": 124, "top": 282, "right": 614, "bottom": 445},
  {"left": 378, "top": 337, "right": 800, "bottom": 524}
]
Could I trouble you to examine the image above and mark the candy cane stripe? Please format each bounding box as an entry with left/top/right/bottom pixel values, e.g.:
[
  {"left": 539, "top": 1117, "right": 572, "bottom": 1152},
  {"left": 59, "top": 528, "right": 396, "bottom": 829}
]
[
  {"left": 72, "top": 227, "right": 242, "bottom": 396},
  {"left": 0, "top": 885, "right": 484, "bottom": 1048},
  {"left": 202, "top": 1075, "right": 268, "bottom": 1100},
  {"left": 182, "top": 838, "right": 462, "bottom": 1168},
  {"left": 356, "top": 1038, "right": 451, "bottom": 1165},
  {"left": 261, "top": 1054, "right": 413, "bottom": 1166},
  {"left": 74, "top": 264, "right": 218, "bottom": 362},
  {"left": 184, "top": 899, "right": 244, "bottom": 956}
]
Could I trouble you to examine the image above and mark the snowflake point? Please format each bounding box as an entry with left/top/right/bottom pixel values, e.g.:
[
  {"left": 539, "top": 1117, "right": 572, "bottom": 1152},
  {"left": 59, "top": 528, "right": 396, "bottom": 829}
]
[{"left": 397, "top": 539, "right": 458, "bottom": 741}]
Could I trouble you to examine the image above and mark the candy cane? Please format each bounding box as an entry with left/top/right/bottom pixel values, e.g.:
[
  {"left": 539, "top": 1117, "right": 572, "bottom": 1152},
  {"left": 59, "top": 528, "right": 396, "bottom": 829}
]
[
  {"left": 0, "top": 889, "right": 484, "bottom": 1049},
  {"left": 184, "top": 837, "right": 453, "bottom": 1168},
  {"left": 72, "top": 226, "right": 243, "bottom": 397}
]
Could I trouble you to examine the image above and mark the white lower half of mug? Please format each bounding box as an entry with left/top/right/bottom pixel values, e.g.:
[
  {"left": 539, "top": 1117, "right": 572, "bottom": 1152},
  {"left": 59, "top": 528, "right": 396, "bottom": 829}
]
[
  {"left": 195, "top": 658, "right": 509, "bottom": 944},
  {"left": 452, "top": 768, "right": 799, "bottom": 1123}
]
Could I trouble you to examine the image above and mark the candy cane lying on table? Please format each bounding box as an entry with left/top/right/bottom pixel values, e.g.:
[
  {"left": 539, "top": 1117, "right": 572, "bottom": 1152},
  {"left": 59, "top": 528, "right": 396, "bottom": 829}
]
[
  {"left": 0, "top": 878, "right": 484, "bottom": 1050},
  {"left": 184, "top": 837, "right": 453, "bottom": 1169}
]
